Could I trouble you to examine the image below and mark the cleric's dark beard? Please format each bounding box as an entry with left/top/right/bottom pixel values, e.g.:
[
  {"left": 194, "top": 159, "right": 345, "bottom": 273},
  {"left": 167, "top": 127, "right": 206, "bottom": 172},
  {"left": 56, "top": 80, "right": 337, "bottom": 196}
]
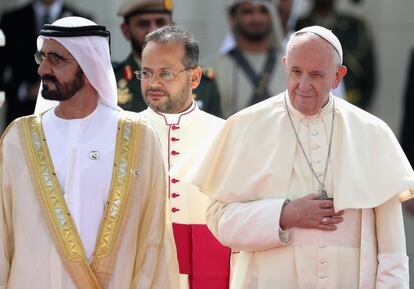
[{"left": 143, "top": 77, "right": 192, "bottom": 114}]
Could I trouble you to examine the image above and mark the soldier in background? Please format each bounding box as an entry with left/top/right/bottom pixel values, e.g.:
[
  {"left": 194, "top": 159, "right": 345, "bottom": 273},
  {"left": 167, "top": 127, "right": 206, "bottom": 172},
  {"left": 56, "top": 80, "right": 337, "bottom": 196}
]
[
  {"left": 295, "top": 0, "right": 376, "bottom": 110},
  {"left": 114, "top": 0, "right": 222, "bottom": 117},
  {"left": 213, "top": 0, "right": 286, "bottom": 118}
]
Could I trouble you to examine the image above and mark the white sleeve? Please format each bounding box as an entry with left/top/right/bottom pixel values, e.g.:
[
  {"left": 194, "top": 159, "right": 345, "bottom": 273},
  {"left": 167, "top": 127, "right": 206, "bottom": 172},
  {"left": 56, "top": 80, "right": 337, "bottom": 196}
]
[
  {"left": 375, "top": 196, "right": 409, "bottom": 289},
  {"left": 376, "top": 254, "right": 409, "bottom": 289},
  {"left": 206, "top": 198, "right": 290, "bottom": 251}
]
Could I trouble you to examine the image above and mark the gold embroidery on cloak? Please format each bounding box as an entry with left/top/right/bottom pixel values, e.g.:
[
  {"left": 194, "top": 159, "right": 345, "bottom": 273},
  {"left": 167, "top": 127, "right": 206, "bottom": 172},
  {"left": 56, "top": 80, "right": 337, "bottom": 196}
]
[
  {"left": 22, "top": 114, "right": 139, "bottom": 289},
  {"left": 22, "top": 115, "right": 101, "bottom": 289},
  {"left": 91, "top": 115, "right": 139, "bottom": 287}
]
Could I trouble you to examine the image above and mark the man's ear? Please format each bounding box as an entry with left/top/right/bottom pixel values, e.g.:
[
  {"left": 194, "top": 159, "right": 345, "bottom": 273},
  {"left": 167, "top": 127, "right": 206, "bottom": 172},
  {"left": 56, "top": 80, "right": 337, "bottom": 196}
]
[
  {"left": 332, "top": 65, "right": 347, "bottom": 89},
  {"left": 191, "top": 66, "right": 202, "bottom": 89}
]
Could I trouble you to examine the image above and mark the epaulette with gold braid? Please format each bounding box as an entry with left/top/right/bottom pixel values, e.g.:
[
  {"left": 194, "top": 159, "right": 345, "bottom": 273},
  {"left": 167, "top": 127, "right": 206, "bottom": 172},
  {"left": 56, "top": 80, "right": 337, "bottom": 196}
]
[{"left": 164, "top": 0, "right": 174, "bottom": 11}]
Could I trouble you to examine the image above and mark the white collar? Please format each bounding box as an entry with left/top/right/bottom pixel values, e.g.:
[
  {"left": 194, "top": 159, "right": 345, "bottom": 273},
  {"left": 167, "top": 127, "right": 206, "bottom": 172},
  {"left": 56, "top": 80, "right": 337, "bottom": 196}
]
[
  {"left": 49, "top": 101, "right": 102, "bottom": 124},
  {"left": 285, "top": 91, "right": 333, "bottom": 121},
  {"left": 147, "top": 101, "right": 197, "bottom": 125}
]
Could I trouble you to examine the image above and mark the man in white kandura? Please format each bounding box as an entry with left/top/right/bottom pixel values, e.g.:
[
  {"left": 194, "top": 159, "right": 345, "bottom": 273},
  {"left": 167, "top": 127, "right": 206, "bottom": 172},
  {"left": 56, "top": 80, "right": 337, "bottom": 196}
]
[
  {"left": 0, "top": 16, "right": 179, "bottom": 289},
  {"left": 175, "top": 25, "right": 414, "bottom": 288}
]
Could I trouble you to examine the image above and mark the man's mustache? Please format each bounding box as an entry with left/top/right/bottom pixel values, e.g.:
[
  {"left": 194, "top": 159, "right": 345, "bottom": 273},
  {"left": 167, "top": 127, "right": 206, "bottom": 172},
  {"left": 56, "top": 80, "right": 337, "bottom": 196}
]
[
  {"left": 145, "top": 89, "right": 168, "bottom": 95},
  {"left": 41, "top": 75, "right": 58, "bottom": 84}
]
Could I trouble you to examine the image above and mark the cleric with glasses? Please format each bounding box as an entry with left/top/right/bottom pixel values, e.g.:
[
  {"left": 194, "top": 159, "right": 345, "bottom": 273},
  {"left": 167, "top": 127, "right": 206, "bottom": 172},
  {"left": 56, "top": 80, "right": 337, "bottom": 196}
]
[
  {"left": 135, "top": 67, "right": 195, "bottom": 82},
  {"left": 138, "top": 26, "right": 202, "bottom": 114}
]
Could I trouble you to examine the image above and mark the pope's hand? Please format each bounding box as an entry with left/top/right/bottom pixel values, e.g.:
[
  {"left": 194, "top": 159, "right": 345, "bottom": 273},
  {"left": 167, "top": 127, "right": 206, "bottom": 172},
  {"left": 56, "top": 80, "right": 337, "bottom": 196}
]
[{"left": 279, "top": 194, "right": 344, "bottom": 231}]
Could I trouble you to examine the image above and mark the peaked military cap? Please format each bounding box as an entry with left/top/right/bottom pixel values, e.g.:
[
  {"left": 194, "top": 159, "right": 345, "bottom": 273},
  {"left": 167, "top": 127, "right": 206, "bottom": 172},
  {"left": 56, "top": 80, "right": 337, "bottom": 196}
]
[{"left": 117, "top": 0, "right": 174, "bottom": 17}]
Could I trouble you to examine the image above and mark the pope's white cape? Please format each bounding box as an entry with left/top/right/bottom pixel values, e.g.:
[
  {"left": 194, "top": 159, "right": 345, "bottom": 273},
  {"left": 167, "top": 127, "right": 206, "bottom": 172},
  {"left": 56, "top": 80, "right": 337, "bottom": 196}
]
[{"left": 173, "top": 91, "right": 414, "bottom": 211}]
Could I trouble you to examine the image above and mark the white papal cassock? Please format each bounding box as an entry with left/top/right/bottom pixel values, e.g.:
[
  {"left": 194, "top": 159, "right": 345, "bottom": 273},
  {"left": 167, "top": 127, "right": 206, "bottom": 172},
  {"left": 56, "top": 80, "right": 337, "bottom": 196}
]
[{"left": 174, "top": 91, "right": 414, "bottom": 289}]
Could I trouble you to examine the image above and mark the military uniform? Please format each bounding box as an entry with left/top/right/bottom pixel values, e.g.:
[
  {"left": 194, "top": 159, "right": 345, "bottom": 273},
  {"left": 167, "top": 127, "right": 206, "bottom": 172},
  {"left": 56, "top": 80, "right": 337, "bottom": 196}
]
[
  {"left": 113, "top": 54, "right": 145, "bottom": 112},
  {"left": 214, "top": 49, "right": 286, "bottom": 118},
  {"left": 114, "top": 53, "right": 223, "bottom": 117},
  {"left": 296, "top": 13, "right": 376, "bottom": 110},
  {"left": 213, "top": 0, "right": 286, "bottom": 118}
]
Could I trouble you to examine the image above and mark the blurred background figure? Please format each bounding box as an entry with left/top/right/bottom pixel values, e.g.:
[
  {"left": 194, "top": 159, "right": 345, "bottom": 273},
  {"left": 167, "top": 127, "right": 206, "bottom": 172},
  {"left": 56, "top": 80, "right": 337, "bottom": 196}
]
[
  {"left": 277, "top": 0, "right": 295, "bottom": 45},
  {"left": 220, "top": 0, "right": 296, "bottom": 51},
  {"left": 114, "top": 0, "right": 222, "bottom": 116},
  {"left": 295, "top": 0, "right": 376, "bottom": 110},
  {"left": 213, "top": 0, "right": 286, "bottom": 118},
  {"left": 0, "top": 0, "right": 92, "bottom": 126}
]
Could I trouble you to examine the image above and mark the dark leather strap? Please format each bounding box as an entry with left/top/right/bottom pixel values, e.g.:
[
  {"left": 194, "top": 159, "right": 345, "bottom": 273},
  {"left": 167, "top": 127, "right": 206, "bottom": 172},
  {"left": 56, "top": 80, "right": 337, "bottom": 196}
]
[{"left": 228, "top": 47, "right": 277, "bottom": 105}]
